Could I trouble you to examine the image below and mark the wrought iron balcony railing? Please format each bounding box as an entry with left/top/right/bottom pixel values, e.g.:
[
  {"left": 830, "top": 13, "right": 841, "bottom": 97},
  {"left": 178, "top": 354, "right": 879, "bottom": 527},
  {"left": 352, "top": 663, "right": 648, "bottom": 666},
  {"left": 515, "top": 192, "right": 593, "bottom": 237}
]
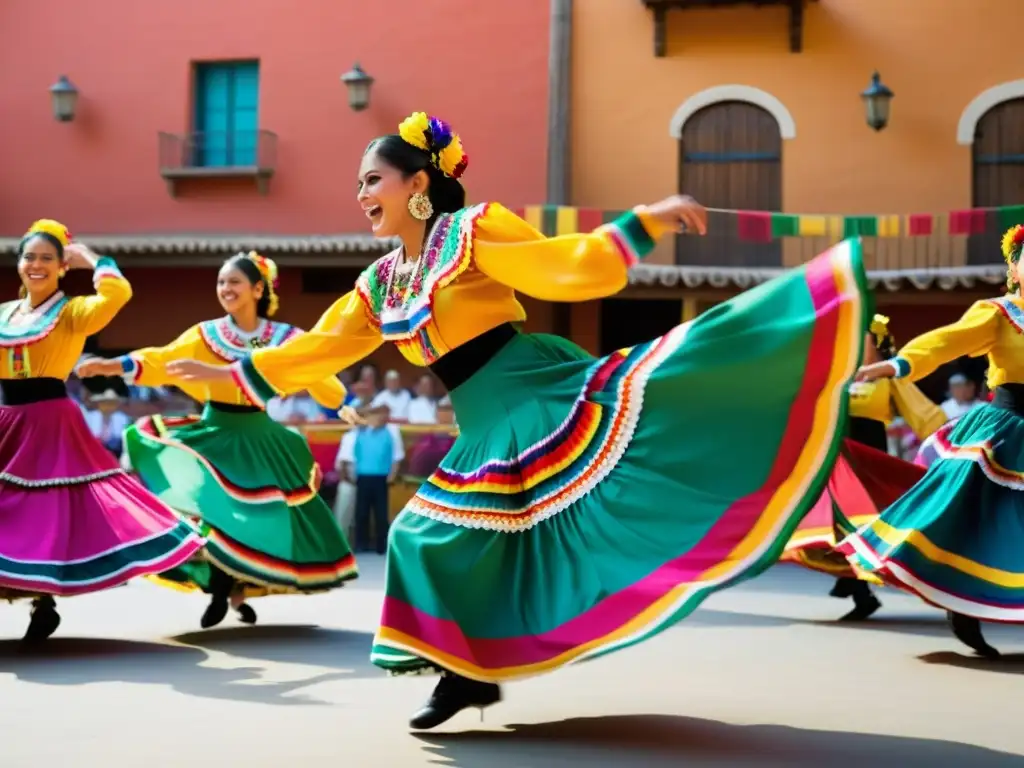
[{"left": 158, "top": 130, "right": 277, "bottom": 196}]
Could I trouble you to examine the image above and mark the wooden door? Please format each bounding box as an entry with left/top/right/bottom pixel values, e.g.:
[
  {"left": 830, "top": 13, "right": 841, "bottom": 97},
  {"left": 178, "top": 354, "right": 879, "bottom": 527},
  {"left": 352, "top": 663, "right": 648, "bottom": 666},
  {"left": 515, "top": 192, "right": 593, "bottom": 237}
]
[
  {"left": 971, "top": 98, "right": 1024, "bottom": 265},
  {"left": 677, "top": 102, "right": 782, "bottom": 267}
]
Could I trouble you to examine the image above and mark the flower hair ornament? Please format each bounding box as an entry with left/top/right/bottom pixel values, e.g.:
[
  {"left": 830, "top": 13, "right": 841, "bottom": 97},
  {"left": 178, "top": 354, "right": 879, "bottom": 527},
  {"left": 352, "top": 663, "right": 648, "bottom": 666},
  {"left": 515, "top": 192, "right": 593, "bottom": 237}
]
[
  {"left": 1001, "top": 225, "right": 1024, "bottom": 291},
  {"left": 869, "top": 313, "right": 895, "bottom": 354},
  {"left": 25, "top": 219, "right": 73, "bottom": 248},
  {"left": 398, "top": 112, "right": 469, "bottom": 180},
  {"left": 245, "top": 250, "right": 280, "bottom": 317}
]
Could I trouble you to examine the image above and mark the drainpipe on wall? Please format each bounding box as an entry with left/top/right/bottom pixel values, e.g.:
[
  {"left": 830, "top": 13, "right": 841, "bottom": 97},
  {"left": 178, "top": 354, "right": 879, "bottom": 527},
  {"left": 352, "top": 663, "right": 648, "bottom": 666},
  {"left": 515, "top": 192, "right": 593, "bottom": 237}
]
[
  {"left": 547, "top": 0, "right": 574, "bottom": 338},
  {"left": 546, "top": 0, "right": 572, "bottom": 206}
]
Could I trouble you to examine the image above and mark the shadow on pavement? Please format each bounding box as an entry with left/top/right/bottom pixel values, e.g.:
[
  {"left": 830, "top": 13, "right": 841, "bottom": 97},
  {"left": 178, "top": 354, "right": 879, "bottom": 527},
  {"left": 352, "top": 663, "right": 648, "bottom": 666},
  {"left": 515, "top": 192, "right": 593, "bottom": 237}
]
[
  {"left": 919, "top": 650, "right": 1024, "bottom": 675},
  {"left": 0, "top": 636, "right": 348, "bottom": 706},
  {"left": 683, "top": 608, "right": 794, "bottom": 629},
  {"left": 416, "top": 714, "right": 1024, "bottom": 767},
  {"left": 172, "top": 624, "right": 378, "bottom": 675}
]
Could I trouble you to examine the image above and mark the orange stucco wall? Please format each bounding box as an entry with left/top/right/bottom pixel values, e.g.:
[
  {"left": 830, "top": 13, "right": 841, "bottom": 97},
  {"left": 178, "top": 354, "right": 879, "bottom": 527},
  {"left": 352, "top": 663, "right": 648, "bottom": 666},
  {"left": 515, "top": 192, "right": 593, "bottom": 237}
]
[
  {"left": 573, "top": 0, "right": 1024, "bottom": 266},
  {"left": 0, "top": 0, "right": 549, "bottom": 237}
]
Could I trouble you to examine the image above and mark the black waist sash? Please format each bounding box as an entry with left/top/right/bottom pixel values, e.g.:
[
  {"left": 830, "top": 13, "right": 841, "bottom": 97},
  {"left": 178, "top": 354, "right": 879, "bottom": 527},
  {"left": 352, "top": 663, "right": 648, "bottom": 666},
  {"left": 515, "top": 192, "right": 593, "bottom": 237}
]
[
  {"left": 0, "top": 377, "right": 67, "bottom": 405},
  {"left": 208, "top": 401, "right": 263, "bottom": 414},
  {"left": 992, "top": 384, "right": 1024, "bottom": 416},
  {"left": 428, "top": 323, "right": 518, "bottom": 391}
]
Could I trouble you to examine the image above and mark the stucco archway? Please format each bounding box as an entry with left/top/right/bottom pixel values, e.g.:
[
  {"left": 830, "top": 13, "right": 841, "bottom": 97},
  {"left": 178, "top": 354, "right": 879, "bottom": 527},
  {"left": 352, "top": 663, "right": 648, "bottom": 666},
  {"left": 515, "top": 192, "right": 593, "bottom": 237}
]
[
  {"left": 957, "top": 80, "right": 1024, "bottom": 145},
  {"left": 668, "top": 85, "right": 796, "bottom": 140}
]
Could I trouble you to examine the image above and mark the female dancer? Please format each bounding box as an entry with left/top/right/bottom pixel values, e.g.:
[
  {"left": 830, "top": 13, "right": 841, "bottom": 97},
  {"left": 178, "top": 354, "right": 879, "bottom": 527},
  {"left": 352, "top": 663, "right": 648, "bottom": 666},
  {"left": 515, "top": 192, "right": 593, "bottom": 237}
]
[
  {"left": 77, "top": 252, "right": 357, "bottom": 628},
  {"left": 0, "top": 219, "right": 203, "bottom": 641},
  {"left": 781, "top": 315, "right": 943, "bottom": 621},
  {"left": 844, "top": 224, "right": 1024, "bottom": 659},
  {"left": 167, "top": 112, "right": 872, "bottom": 728}
]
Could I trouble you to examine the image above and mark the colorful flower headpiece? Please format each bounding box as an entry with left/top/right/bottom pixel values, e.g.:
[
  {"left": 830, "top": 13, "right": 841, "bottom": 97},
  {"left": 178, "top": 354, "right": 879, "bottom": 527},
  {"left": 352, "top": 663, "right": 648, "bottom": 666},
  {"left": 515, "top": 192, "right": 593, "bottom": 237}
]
[
  {"left": 398, "top": 111, "right": 469, "bottom": 180},
  {"left": 1001, "top": 225, "right": 1024, "bottom": 264},
  {"left": 870, "top": 313, "right": 892, "bottom": 347},
  {"left": 245, "top": 251, "right": 280, "bottom": 317},
  {"left": 25, "top": 219, "right": 72, "bottom": 247}
]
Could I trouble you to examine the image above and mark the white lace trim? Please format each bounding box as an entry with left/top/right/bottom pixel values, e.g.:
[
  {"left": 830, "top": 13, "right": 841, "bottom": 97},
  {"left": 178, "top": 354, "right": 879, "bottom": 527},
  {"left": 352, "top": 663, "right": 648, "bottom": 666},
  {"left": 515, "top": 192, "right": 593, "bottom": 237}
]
[
  {"left": 405, "top": 322, "right": 692, "bottom": 533},
  {"left": 0, "top": 467, "right": 124, "bottom": 487}
]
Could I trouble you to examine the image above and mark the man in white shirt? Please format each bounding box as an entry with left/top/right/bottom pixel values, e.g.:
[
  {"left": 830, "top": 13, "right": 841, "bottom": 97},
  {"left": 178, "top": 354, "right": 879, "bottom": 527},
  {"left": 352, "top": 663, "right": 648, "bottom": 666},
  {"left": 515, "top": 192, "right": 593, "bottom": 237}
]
[
  {"left": 940, "top": 373, "right": 982, "bottom": 421},
  {"left": 82, "top": 389, "right": 131, "bottom": 457},
  {"left": 407, "top": 374, "right": 439, "bottom": 425},
  {"left": 333, "top": 409, "right": 405, "bottom": 542},
  {"left": 371, "top": 370, "right": 412, "bottom": 421},
  {"left": 267, "top": 391, "right": 325, "bottom": 424}
]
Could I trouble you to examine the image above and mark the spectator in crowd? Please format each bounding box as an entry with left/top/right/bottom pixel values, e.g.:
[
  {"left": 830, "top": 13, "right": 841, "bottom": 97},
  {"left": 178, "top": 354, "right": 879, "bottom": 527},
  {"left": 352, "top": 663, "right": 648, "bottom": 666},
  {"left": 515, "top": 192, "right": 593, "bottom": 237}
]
[
  {"left": 81, "top": 388, "right": 131, "bottom": 458},
  {"left": 341, "top": 404, "right": 404, "bottom": 554},
  {"left": 940, "top": 373, "right": 983, "bottom": 420},
  {"left": 267, "top": 390, "right": 325, "bottom": 423},
  {"left": 407, "top": 374, "right": 439, "bottom": 425},
  {"left": 372, "top": 369, "right": 412, "bottom": 421},
  {"left": 357, "top": 363, "right": 380, "bottom": 399}
]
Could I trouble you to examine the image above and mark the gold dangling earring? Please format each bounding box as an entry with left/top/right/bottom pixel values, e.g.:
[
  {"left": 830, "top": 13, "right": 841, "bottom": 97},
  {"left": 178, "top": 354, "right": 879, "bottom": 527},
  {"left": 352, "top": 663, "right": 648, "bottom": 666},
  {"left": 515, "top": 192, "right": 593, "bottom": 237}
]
[
  {"left": 408, "top": 192, "right": 433, "bottom": 221},
  {"left": 58, "top": 269, "right": 67, "bottom": 279}
]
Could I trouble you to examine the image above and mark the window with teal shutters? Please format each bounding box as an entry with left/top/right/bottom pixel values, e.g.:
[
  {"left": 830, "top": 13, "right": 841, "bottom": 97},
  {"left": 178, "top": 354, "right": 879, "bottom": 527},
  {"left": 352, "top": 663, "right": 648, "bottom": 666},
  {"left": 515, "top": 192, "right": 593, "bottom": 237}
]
[{"left": 193, "top": 61, "right": 260, "bottom": 168}]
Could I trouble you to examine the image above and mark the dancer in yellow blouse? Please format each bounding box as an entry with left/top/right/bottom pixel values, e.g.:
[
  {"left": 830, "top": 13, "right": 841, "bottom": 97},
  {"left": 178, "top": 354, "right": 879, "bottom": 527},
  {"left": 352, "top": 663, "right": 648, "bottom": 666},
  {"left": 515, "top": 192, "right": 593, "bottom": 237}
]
[
  {"left": 845, "top": 224, "right": 1024, "bottom": 658},
  {"left": 168, "top": 111, "right": 871, "bottom": 729},
  {"left": 0, "top": 219, "right": 202, "bottom": 642},
  {"left": 783, "top": 315, "right": 942, "bottom": 620},
  {"left": 78, "top": 252, "right": 357, "bottom": 629}
]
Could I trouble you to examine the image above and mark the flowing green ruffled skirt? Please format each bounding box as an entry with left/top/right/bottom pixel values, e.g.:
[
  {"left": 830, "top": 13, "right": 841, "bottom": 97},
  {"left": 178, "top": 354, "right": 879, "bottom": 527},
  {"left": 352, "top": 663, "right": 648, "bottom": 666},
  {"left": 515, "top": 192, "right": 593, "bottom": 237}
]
[
  {"left": 125, "top": 405, "right": 357, "bottom": 596},
  {"left": 838, "top": 400, "right": 1024, "bottom": 622},
  {"left": 372, "top": 240, "right": 870, "bottom": 681}
]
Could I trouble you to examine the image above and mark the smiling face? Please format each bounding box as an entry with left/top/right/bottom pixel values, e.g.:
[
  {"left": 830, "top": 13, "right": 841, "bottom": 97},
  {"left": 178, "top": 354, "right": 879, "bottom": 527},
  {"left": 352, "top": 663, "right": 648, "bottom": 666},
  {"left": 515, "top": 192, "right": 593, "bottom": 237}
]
[
  {"left": 216, "top": 264, "right": 263, "bottom": 317},
  {"left": 18, "top": 234, "right": 63, "bottom": 301},
  {"left": 357, "top": 146, "right": 428, "bottom": 237}
]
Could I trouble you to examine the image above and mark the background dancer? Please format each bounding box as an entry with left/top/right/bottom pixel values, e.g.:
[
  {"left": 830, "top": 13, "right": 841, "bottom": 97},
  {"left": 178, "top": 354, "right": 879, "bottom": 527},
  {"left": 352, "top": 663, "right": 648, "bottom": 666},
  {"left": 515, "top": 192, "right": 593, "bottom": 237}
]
[
  {"left": 166, "top": 111, "right": 871, "bottom": 729},
  {"left": 844, "top": 224, "right": 1024, "bottom": 659},
  {"left": 782, "top": 315, "right": 944, "bottom": 620},
  {"left": 77, "top": 252, "right": 357, "bottom": 629},
  {"left": 0, "top": 219, "right": 202, "bottom": 642}
]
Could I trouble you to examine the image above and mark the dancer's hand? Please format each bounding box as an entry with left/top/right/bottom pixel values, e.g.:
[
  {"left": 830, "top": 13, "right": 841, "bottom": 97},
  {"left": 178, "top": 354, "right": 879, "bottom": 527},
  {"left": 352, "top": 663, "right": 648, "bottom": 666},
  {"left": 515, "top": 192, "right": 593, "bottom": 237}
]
[
  {"left": 855, "top": 361, "right": 896, "bottom": 382},
  {"left": 338, "top": 405, "right": 365, "bottom": 426},
  {"left": 166, "top": 359, "right": 232, "bottom": 382},
  {"left": 64, "top": 243, "right": 99, "bottom": 270},
  {"left": 76, "top": 358, "right": 122, "bottom": 378},
  {"left": 645, "top": 195, "right": 708, "bottom": 235}
]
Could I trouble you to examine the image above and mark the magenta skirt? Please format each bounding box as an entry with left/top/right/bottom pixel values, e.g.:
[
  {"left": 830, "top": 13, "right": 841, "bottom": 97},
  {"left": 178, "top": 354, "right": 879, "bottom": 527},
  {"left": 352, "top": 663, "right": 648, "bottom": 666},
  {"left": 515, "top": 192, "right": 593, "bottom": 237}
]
[{"left": 0, "top": 397, "right": 203, "bottom": 598}]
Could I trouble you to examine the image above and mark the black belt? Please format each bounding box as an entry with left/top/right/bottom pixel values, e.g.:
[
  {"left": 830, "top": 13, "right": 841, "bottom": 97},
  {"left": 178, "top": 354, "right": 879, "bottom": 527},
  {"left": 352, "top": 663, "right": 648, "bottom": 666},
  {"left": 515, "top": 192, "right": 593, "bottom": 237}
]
[
  {"left": 992, "top": 384, "right": 1024, "bottom": 416},
  {"left": 847, "top": 416, "right": 888, "bottom": 452},
  {"left": 0, "top": 377, "right": 67, "bottom": 405},
  {"left": 428, "top": 323, "right": 518, "bottom": 391},
  {"left": 208, "top": 401, "right": 263, "bottom": 414}
]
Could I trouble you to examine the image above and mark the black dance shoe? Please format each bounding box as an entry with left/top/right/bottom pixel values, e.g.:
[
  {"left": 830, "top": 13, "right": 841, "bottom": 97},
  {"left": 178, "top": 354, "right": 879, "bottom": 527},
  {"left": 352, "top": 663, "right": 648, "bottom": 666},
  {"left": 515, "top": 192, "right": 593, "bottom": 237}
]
[
  {"left": 201, "top": 597, "right": 229, "bottom": 629},
  {"left": 838, "top": 581, "right": 881, "bottom": 622},
  {"left": 409, "top": 672, "right": 502, "bottom": 730},
  {"left": 947, "top": 611, "right": 1000, "bottom": 659},
  {"left": 236, "top": 602, "right": 258, "bottom": 625},
  {"left": 23, "top": 596, "right": 61, "bottom": 643}
]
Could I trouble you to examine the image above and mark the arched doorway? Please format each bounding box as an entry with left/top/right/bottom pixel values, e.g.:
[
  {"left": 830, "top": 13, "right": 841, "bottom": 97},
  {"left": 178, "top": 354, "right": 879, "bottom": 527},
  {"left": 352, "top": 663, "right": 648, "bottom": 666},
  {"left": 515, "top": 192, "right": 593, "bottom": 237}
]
[
  {"left": 676, "top": 101, "right": 783, "bottom": 267},
  {"left": 970, "top": 97, "right": 1024, "bottom": 265}
]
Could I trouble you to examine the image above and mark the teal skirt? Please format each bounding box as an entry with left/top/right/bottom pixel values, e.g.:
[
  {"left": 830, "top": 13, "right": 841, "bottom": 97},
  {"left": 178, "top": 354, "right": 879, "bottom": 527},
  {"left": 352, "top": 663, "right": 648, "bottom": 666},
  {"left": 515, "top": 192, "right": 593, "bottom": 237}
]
[
  {"left": 838, "top": 397, "right": 1024, "bottom": 622},
  {"left": 125, "top": 405, "right": 357, "bottom": 596},
  {"left": 372, "top": 240, "right": 870, "bottom": 682}
]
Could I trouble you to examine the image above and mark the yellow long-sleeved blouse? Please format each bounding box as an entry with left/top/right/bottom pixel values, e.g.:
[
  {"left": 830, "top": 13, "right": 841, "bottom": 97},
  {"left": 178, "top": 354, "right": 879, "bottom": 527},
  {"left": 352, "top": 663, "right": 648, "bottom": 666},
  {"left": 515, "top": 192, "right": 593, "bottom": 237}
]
[
  {"left": 890, "top": 296, "right": 1024, "bottom": 389},
  {"left": 231, "top": 203, "right": 668, "bottom": 406},
  {"left": 848, "top": 376, "right": 946, "bottom": 439},
  {"left": 116, "top": 317, "right": 346, "bottom": 409},
  {"left": 0, "top": 258, "right": 132, "bottom": 381}
]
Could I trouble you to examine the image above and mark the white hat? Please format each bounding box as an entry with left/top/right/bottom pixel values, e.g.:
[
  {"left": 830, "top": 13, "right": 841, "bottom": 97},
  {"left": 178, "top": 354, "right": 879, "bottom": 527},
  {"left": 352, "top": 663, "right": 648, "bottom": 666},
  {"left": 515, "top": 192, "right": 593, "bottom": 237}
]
[{"left": 90, "top": 388, "right": 124, "bottom": 403}]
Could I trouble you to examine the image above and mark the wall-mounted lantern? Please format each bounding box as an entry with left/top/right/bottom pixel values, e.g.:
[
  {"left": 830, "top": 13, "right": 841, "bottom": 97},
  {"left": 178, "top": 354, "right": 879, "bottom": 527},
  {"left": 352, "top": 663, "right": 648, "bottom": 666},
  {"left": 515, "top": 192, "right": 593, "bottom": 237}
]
[
  {"left": 861, "top": 72, "right": 893, "bottom": 132},
  {"left": 341, "top": 63, "right": 374, "bottom": 112},
  {"left": 49, "top": 75, "right": 80, "bottom": 122}
]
